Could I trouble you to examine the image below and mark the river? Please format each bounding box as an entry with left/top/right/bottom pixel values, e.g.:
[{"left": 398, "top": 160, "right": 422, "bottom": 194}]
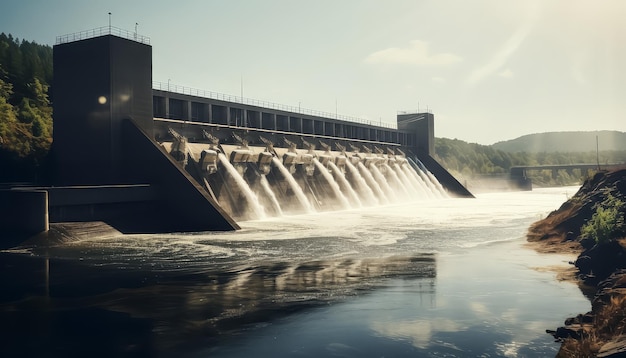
[{"left": 0, "top": 187, "right": 589, "bottom": 357}]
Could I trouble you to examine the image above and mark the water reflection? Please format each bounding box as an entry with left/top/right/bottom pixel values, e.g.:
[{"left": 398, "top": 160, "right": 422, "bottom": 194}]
[
  {"left": 0, "top": 252, "right": 435, "bottom": 357},
  {"left": 371, "top": 319, "right": 462, "bottom": 349},
  {"left": 0, "top": 189, "right": 590, "bottom": 357},
  {"left": 202, "top": 241, "right": 586, "bottom": 358}
]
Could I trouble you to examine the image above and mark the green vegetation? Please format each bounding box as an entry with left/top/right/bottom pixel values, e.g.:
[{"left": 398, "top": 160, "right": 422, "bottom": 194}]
[
  {"left": 493, "top": 131, "right": 626, "bottom": 153},
  {"left": 435, "top": 137, "right": 626, "bottom": 187},
  {"left": 0, "top": 33, "right": 53, "bottom": 182},
  {"left": 435, "top": 137, "right": 516, "bottom": 177},
  {"left": 580, "top": 190, "right": 626, "bottom": 244}
]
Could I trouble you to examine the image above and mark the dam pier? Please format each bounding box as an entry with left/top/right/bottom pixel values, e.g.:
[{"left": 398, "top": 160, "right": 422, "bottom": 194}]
[{"left": 0, "top": 26, "right": 472, "bottom": 240}]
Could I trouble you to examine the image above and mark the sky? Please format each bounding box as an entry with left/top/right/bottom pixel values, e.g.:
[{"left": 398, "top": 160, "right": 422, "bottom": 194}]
[{"left": 2, "top": 0, "right": 625, "bottom": 145}]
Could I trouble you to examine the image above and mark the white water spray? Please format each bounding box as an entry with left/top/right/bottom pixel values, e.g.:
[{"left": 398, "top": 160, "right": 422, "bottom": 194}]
[
  {"left": 345, "top": 161, "right": 379, "bottom": 206},
  {"left": 259, "top": 175, "right": 283, "bottom": 216},
  {"left": 313, "top": 159, "right": 351, "bottom": 209},
  {"left": 404, "top": 165, "right": 435, "bottom": 199},
  {"left": 369, "top": 164, "right": 397, "bottom": 202},
  {"left": 271, "top": 157, "right": 314, "bottom": 213},
  {"left": 328, "top": 161, "right": 362, "bottom": 208},
  {"left": 414, "top": 166, "right": 442, "bottom": 198},
  {"left": 383, "top": 163, "right": 410, "bottom": 198},
  {"left": 400, "top": 164, "right": 429, "bottom": 198},
  {"left": 218, "top": 153, "right": 266, "bottom": 219},
  {"left": 425, "top": 170, "right": 448, "bottom": 197},
  {"left": 357, "top": 162, "right": 389, "bottom": 204},
  {"left": 393, "top": 163, "right": 419, "bottom": 197}
]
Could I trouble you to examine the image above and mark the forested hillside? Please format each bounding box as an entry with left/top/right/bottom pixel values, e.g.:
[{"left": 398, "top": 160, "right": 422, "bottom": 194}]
[
  {"left": 492, "top": 131, "right": 626, "bottom": 153},
  {"left": 0, "top": 33, "right": 53, "bottom": 182},
  {"left": 434, "top": 137, "right": 626, "bottom": 187}
]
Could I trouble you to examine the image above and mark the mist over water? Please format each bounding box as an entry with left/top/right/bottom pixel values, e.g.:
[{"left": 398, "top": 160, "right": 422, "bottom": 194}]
[{"left": 0, "top": 187, "right": 589, "bottom": 357}]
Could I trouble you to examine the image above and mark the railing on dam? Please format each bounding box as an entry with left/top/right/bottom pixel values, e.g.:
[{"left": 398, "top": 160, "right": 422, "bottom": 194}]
[
  {"left": 56, "top": 26, "right": 150, "bottom": 45},
  {"left": 153, "top": 81, "right": 397, "bottom": 130},
  {"left": 398, "top": 109, "right": 433, "bottom": 115}
]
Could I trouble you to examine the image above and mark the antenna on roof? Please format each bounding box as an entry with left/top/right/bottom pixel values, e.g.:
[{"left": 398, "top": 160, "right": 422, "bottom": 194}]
[{"left": 108, "top": 12, "right": 112, "bottom": 32}]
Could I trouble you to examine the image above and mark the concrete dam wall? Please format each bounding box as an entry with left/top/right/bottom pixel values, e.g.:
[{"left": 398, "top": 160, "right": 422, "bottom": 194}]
[
  {"left": 157, "top": 124, "right": 449, "bottom": 222},
  {"left": 0, "top": 29, "right": 473, "bottom": 238}
]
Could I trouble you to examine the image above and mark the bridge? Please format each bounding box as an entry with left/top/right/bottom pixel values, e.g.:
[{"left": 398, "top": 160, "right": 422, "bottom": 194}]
[
  {"left": 510, "top": 163, "right": 626, "bottom": 189},
  {"left": 511, "top": 163, "right": 626, "bottom": 178}
]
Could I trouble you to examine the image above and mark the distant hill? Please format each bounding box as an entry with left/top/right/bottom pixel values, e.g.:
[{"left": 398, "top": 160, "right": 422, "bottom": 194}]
[
  {"left": 492, "top": 131, "right": 626, "bottom": 153},
  {"left": 435, "top": 133, "right": 626, "bottom": 188}
]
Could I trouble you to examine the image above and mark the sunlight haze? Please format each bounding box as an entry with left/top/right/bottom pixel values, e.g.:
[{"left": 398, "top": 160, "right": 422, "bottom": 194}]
[{"left": 2, "top": 0, "right": 624, "bottom": 144}]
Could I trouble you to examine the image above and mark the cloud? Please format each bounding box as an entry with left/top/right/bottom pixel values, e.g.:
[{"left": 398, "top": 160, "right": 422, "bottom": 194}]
[
  {"left": 469, "top": 301, "right": 490, "bottom": 316},
  {"left": 498, "top": 69, "right": 514, "bottom": 78},
  {"left": 467, "top": 3, "right": 541, "bottom": 85},
  {"left": 370, "top": 319, "right": 462, "bottom": 349},
  {"left": 364, "top": 40, "right": 462, "bottom": 66},
  {"left": 432, "top": 76, "right": 447, "bottom": 84},
  {"left": 466, "top": 24, "right": 532, "bottom": 84}
]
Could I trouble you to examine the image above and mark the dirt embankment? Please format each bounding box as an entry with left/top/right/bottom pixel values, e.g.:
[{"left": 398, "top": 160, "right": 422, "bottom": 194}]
[{"left": 527, "top": 169, "right": 626, "bottom": 357}]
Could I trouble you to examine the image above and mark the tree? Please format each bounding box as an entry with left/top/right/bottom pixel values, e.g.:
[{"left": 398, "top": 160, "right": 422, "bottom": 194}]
[{"left": 0, "top": 35, "right": 54, "bottom": 181}]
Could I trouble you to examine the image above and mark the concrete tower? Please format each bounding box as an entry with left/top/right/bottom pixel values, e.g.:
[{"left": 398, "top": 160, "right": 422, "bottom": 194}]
[
  {"left": 52, "top": 34, "right": 153, "bottom": 185},
  {"left": 50, "top": 31, "right": 238, "bottom": 231},
  {"left": 397, "top": 112, "right": 435, "bottom": 156}
]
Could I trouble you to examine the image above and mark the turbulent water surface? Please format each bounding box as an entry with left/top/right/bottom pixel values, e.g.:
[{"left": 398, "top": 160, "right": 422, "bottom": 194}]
[{"left": 0, "top": 187, "right": 589, "bottom": 357}]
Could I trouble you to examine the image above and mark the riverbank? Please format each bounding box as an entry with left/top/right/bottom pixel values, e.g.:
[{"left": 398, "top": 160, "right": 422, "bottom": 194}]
[{"left": 527, "top": 169, "right": 626, "bottom": 357}]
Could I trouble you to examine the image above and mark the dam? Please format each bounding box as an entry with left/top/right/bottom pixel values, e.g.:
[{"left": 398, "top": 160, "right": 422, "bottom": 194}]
[
  {"left": 159, "top": 126, "right": 449, "bottom": 221},
  {"left": 1, "top": 26, "right": 472, "bottom": 237}
]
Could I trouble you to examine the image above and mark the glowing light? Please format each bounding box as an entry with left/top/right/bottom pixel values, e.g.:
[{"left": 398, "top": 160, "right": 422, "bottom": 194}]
[{"left": 98, "top": 96, "right": 107, "bottom": 104}]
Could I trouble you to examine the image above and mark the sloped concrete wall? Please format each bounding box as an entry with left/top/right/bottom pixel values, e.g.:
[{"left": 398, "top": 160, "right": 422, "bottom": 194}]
[
  {"left": 121, "top": 118, "right": 239, "bottom": 231},
  {"left": 415, "top": 153, "right": 474, "bottom": 198}
]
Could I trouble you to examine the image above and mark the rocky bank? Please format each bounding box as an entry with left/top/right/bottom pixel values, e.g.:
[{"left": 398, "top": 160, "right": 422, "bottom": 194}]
[{"left": 528, "top": 168, "right": 626, "bottom": 357}]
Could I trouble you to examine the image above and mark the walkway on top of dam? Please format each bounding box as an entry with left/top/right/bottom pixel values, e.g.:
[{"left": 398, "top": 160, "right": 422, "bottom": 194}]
[{"left": 152, "top": 81, "right": 424, "bottom": 148}]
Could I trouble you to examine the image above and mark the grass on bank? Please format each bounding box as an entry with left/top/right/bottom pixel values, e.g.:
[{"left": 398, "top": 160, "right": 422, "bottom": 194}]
[
  {"left": 581, "top": 191, "right": 626, "bottom": 245},
  {"left": 558, "top": 293, "right": 626, "bottom": 357}
]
